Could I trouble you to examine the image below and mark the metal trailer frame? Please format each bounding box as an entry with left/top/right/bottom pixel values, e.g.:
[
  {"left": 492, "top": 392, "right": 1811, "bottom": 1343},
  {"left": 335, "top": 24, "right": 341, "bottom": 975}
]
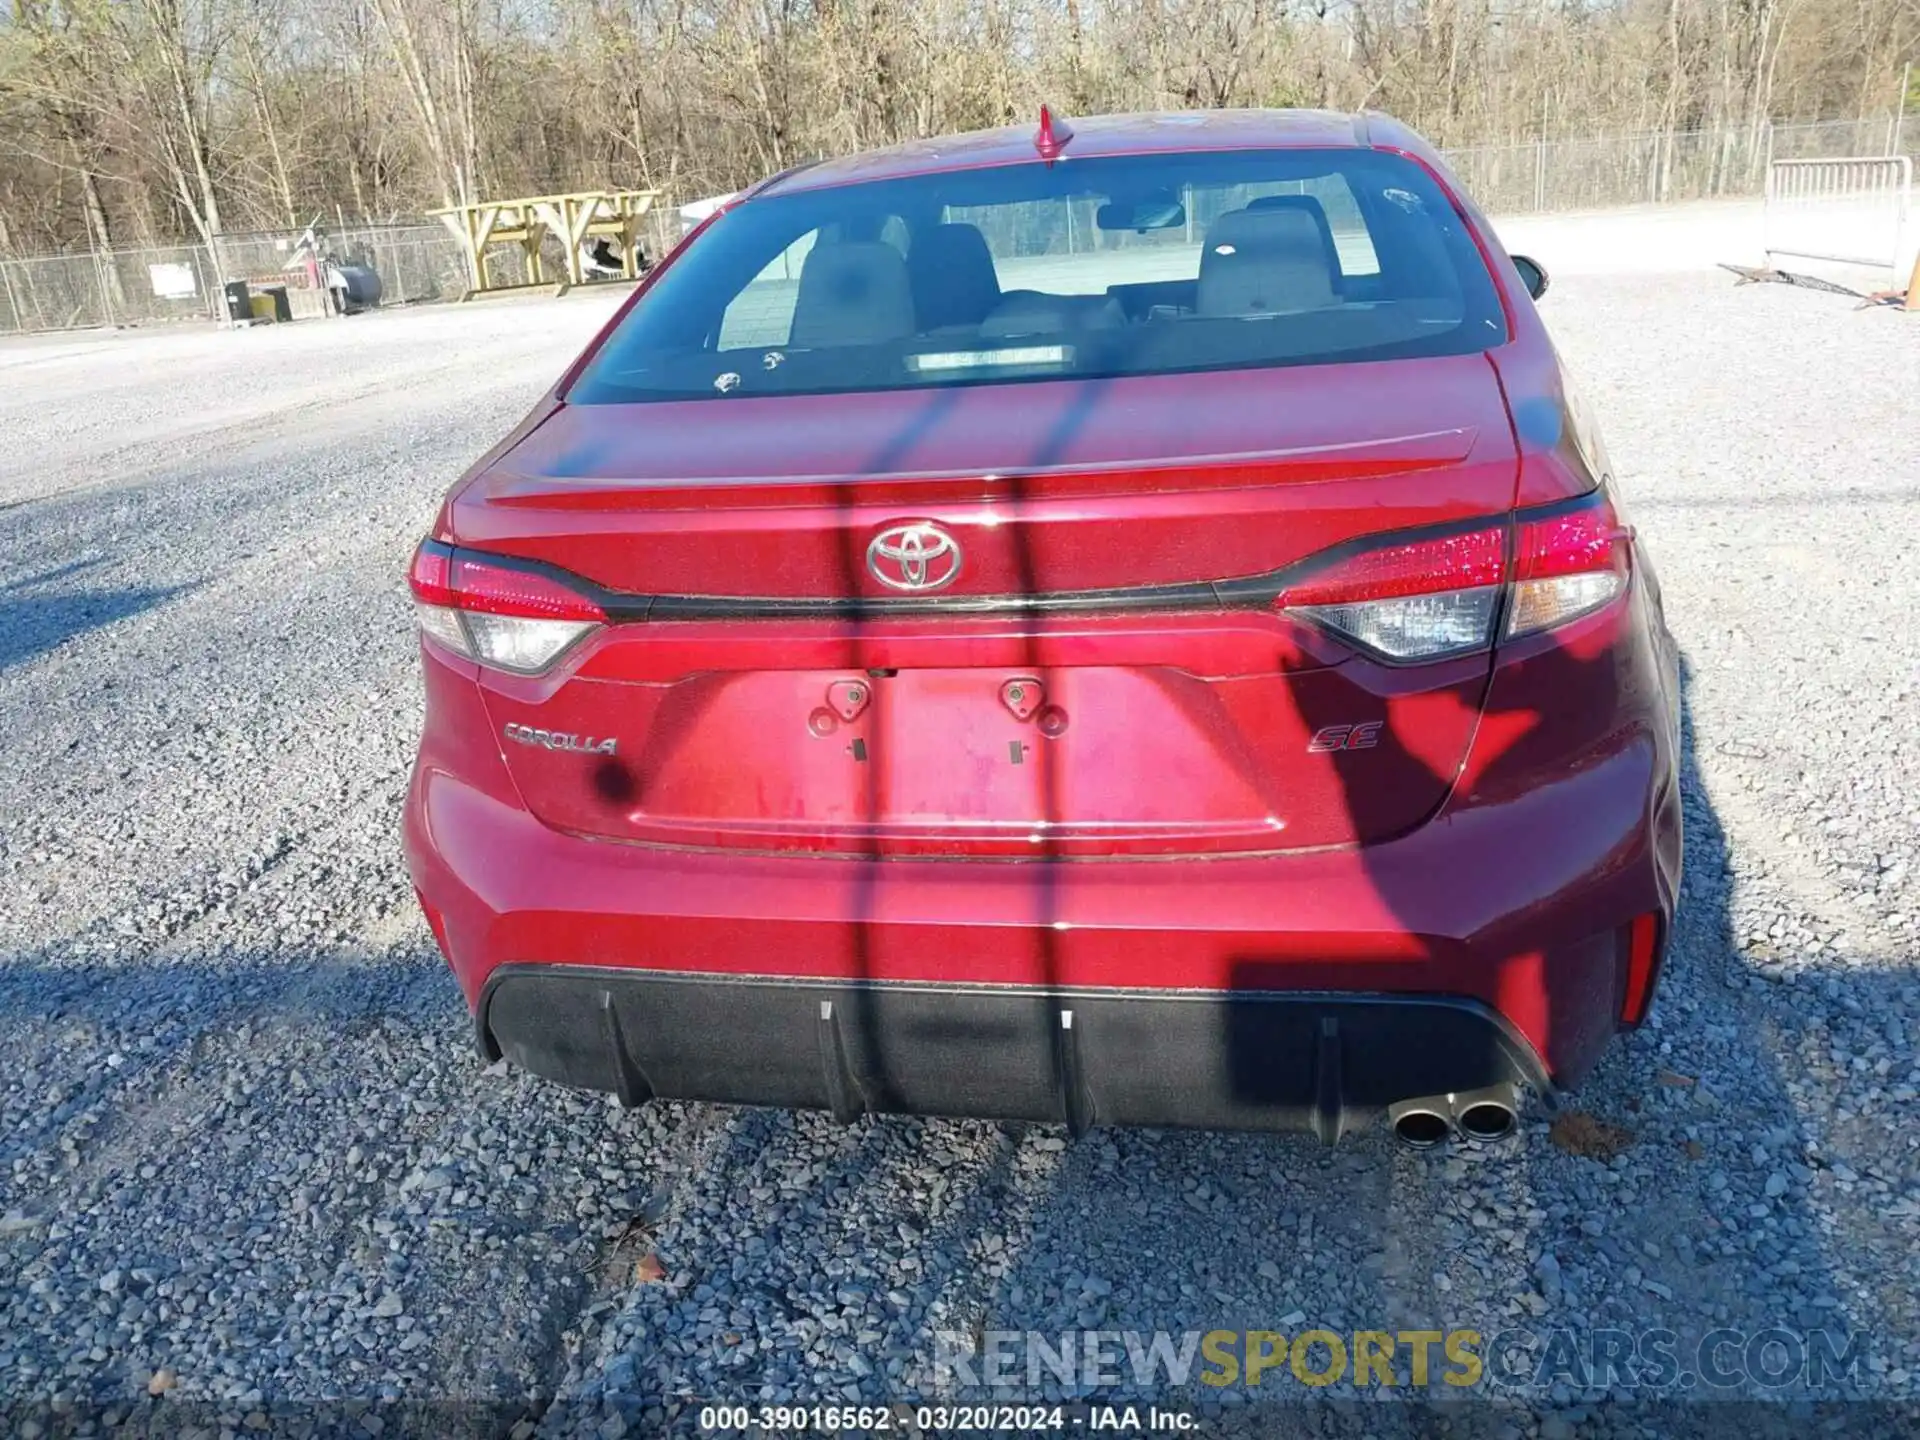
[{"left": 1763, "top": 155, "right": 1913, "bottom": 287}]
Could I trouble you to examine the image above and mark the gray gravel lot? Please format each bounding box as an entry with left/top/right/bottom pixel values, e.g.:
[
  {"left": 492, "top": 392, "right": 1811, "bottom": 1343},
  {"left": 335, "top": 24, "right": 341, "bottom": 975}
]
[{"left": 2, "top": 271, "right": 1917, "bottom": 1439}]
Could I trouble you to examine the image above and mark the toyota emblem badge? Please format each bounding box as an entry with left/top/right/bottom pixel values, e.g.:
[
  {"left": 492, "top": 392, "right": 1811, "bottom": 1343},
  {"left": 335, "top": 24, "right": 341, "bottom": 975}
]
[{"left": 866, "top": 521, "right": 963, "bottom": 593}]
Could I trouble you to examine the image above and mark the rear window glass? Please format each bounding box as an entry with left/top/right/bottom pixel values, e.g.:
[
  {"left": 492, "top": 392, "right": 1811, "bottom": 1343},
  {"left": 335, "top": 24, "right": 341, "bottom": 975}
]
[{"left": 570, "top": 148, "right": 1505, "bottom": 404}]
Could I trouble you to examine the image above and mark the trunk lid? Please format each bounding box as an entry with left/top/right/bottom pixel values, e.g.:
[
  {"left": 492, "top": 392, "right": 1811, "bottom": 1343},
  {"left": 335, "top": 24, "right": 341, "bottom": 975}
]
[{"left": 454, "top": 358, "right": 1518, "bottom": 858}]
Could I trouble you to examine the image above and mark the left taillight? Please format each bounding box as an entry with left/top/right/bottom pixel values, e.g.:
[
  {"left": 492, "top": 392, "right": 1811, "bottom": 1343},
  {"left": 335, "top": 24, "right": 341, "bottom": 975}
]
[
  {"left": 407, "top": 539, "right": 606, "bottom": 675},
  {"left": 1276, "top": 490, "right": 1631, "bottom": 663}
]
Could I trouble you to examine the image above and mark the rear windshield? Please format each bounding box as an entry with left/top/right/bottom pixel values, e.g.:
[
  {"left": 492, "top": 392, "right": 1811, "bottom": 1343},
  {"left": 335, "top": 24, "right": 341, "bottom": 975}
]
[{"left": 570, "top": 147, "right": 1506, "bottom": 404}]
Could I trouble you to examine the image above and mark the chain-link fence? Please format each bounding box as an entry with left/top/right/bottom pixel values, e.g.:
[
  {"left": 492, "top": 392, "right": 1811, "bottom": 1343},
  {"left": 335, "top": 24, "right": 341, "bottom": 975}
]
[
  {"left": 0, "top": 243, "right": 221, "bottom": 335},
  {"left": 216, "top": 225, "right": 474, "bottom": 313},
  {"left": 0, "top": 224, "right": 476, "bottom": 335},
  {"left": 2, "top": 118, "right": 1913, "bottom": 337},
  {"left": 1443, "top": 116, "right": 1913, "bottom": 215},
  {"left": 0, "top": 209, "right": 689, "bottom": 335}
]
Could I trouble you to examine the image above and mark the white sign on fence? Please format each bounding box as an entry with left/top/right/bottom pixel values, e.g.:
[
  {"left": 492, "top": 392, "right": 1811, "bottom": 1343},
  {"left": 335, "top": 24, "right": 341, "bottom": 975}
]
[{"left": 148, "top": 262, "right": 198, "bottom": 299}]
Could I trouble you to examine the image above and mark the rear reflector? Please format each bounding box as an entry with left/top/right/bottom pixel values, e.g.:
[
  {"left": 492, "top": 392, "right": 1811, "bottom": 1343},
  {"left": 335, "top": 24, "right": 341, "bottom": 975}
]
[
  {"left": 1621, "top": 911, "right": 1662, "bottom": 1024},
  {"left": 408, "top": 540, "right": 605, "bottom": 675},
  {"left": 1277, "top": 492, "right": 1630, "bottom": 663}
]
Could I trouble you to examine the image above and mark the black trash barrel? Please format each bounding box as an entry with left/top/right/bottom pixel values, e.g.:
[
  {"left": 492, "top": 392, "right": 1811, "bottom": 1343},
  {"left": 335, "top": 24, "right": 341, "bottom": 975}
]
[
  {"left": 222, "top": 280, "right": 252, "bottom": 324},
  {"left": 258, "top": 284, "right": 293, "bottom": 322}
]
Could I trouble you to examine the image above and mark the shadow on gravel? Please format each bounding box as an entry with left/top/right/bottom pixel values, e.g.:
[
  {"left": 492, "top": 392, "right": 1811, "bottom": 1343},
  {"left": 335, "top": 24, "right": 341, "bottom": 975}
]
[
  {"left": 0, "top": 949, "right": 461, "bottom": 1166},
  {"left": 0, "top": 583, "right": 189, "bottom": 672},
  {"left": 2, "top": 555, "right": 112, "bottom": 591},
  {"left": 0, "top": 944, "right": 602, "bottom": 1440},
  {"left": 0, "top": 949, "right": 450, "bottom": 1029},
  {"left": 521, "top": 643, "right": 1899, "bottom": 1440}
]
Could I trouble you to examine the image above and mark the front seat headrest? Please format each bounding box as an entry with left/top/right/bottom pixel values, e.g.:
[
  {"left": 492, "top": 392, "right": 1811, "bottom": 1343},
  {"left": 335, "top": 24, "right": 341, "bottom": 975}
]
[
  {"left": 789, "top": 241, "right": 916, "bottom": 348},
  {"left": 908, "top": 224, "right": 1002, "bottom": 331},
  {"left": 1245, "top": 194, "right": 1345, "bottom": 282},
  {"left": 1196, "top": 206, "right": 1341, "bottom": 317}
]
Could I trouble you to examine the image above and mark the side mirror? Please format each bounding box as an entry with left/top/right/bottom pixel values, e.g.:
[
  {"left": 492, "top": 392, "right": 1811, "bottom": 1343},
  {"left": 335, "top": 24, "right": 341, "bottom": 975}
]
[{"left": 1511, "top": 254, "right": 1549, "bottom": 301}]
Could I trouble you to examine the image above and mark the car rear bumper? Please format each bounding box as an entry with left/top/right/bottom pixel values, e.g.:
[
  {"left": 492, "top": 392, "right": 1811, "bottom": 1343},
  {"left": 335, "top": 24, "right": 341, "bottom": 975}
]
[
  {"left": 480, "top": 965, "right": 1549, "bottom": 1141},
  {"left": 405, "top": 704, "right": 1680, "bottom": 1135}
]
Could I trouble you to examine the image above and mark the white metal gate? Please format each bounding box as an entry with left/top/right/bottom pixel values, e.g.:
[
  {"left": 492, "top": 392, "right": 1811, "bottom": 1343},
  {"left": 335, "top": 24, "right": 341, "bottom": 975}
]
[{"left": 1764, "top": 156, "right": 1913, "bottom": 285}]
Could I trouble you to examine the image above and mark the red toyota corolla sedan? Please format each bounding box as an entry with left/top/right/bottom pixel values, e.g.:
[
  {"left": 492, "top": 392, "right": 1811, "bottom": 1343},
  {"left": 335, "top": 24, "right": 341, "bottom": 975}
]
[{"left": 404, "top": 109, "right": 1681, "bottom": 1148}]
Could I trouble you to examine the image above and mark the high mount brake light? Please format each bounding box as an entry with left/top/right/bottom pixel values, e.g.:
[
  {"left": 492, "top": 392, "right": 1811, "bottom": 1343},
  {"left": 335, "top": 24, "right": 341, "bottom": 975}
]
[
  {"left": 1276, "top": 492, "right": 1629, "bottom": 662},
  {"left": 408, "top": 540, "right": 605, "bottom": 675}
]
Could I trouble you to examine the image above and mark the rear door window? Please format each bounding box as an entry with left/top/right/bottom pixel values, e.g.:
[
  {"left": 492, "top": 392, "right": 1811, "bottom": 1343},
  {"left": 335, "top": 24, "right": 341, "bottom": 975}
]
[
  {"left": 572, "top": 148, "right": 1504, "bottom": 404},
  {"left": 717, "top": 229, "right": 818, "bottom": 349}
]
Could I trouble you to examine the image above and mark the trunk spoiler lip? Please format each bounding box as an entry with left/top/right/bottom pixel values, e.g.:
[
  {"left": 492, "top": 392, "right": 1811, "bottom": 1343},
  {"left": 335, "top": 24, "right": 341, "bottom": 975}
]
[
  {"left": 438, "top": 494, "right": 1605, "bottom": 633},
  {"left": 476, "top": 425, "right": 1481, "bottom": 508}
]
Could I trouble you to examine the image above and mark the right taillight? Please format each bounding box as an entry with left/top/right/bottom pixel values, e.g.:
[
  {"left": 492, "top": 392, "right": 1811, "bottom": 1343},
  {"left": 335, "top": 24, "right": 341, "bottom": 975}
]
[
  {"left": 1505, "top": 493, "right": 1631, "bottom": 639},
  {"left": 408, "top": 539, "right": 605, "bottom": 675},
  {"left": 1277, "top": 490, "right": 1630, "bottom": 663}
]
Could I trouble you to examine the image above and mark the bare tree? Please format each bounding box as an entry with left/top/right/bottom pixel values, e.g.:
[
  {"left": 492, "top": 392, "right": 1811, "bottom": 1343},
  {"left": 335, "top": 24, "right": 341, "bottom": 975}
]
[
  {"left": 2, "top": 0, "right": 1917, "bottom": 253},
  {"left": 367, "top": 0, "right": 486, "bottom": 205}
]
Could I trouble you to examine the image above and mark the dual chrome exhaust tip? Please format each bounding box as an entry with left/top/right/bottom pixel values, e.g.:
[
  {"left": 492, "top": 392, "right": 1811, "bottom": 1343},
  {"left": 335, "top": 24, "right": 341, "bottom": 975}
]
[{"left": 1388, "top": 1084, "right": 1520, "bottom": 1150}]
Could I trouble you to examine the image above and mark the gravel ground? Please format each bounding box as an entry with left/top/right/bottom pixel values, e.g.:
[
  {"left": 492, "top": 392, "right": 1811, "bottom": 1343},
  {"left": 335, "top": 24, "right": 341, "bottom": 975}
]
[{"left": 2, "top": 265, "right": 1917, "bottom": 1439}]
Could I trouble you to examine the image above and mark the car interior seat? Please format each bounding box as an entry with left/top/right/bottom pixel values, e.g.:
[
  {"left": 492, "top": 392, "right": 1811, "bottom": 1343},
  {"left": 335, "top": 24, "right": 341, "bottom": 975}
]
[
  {"left": 789, "top": 241, "right": 917, "bottom": 347},
  {"left": 907, "top": 223, "right": 1003, "bottom": 332},
  {"left": 1196, "top": 204, "right": 1343, "bottom": 317}
]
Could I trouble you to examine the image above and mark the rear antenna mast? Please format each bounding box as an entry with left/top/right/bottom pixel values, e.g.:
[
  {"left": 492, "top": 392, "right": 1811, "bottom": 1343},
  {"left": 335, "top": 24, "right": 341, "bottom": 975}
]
[{"left": 1033, "top": 105, "right": 1074, "bottom": 163}]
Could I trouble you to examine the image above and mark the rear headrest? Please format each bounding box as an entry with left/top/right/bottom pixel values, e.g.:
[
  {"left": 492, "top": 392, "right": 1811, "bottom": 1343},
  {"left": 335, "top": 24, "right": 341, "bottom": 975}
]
[
  {"left": 1196, "top": 206, "right": 1340, "bottom": 317},
  {"left": 789, "top": 241, "right": 915, "bottom": 348},
  {"left": 908, "top": 224, "right": 1001, "bottom": 331}
]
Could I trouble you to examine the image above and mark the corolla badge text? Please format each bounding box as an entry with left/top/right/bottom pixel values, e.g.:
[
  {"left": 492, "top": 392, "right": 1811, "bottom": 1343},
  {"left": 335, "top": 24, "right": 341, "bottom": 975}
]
[{"left": 503, "top": 723, "right": 617, "bottom": 756}]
